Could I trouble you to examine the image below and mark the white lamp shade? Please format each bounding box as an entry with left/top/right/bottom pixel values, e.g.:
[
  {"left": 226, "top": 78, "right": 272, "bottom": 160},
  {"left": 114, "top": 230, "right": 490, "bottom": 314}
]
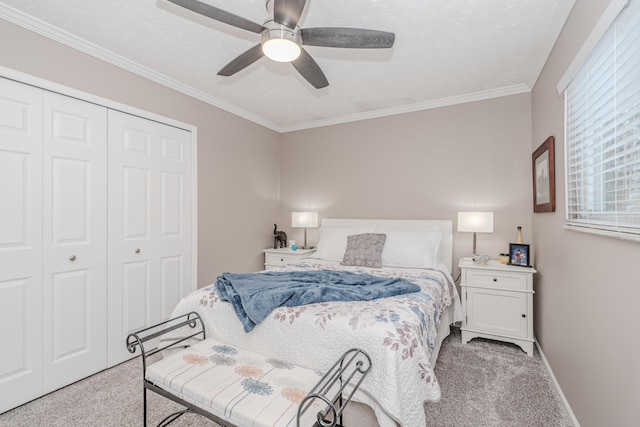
[
  {"left": 292, "top": 212, "right": 318, "bottom": 228},
  {"left": 457, "top": 212, "right": 494, "bottom": 233}
]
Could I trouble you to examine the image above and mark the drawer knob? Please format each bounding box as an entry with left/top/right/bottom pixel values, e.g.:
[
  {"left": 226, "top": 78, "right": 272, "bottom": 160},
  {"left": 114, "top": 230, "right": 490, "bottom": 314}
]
[
  {"left": 493, "top": 278, "right": 498, "bottom": 282},
  {"left": 135, "top": 248, "right": 141, "bottom": 254},
  {"left": 69, "top": 255, "right": 76, "bottom": 261},
  {"left": 522, "top": 314, "right": 526, "bottom": 318},
  {"left": 280, "top": 258, "right": 284, "bottom": 262}
]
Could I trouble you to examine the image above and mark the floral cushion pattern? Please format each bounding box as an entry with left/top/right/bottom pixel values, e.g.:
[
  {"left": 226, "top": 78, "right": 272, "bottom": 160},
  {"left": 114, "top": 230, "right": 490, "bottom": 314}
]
[
  {"left": 147, "top": 339, "right": 324, "bottom": 427},
  {"left": 340, "top": 233, "right": 387, "bottom": 268}
]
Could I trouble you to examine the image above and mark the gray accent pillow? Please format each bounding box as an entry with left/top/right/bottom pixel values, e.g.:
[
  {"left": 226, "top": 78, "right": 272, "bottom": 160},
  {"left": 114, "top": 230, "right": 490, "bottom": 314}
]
[{"left": 341, "top": 233, "right": 387, "bottom": 268}]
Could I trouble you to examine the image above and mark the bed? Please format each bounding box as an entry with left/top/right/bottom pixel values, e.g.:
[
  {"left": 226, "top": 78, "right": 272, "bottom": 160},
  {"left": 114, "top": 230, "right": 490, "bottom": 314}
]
[{"left": 169, "top": 219, "right": 463, "bottom": 427}]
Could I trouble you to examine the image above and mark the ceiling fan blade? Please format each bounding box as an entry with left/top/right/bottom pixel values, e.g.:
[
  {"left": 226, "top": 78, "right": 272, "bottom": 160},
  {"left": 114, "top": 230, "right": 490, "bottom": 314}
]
[
  {"left": 217, "top": 44, "right": 264, "bottom": 76},
  {"left": 301, "top": 27, "right": 395, "bottom": 48},
  {"left": 291, "top": 49, "right": 329, "bottom": 89},
  {"left": 274, "top": 0, "right": 307, "bottom": 28},
  {"left": 167, "top": 0, "right": 265, "bottom": 34}
]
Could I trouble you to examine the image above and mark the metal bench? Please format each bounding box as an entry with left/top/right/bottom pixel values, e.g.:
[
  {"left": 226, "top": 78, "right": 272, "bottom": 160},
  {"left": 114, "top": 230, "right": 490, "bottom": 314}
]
[{"left": 126, "top": 312, "right": 371, "bottom": 427}]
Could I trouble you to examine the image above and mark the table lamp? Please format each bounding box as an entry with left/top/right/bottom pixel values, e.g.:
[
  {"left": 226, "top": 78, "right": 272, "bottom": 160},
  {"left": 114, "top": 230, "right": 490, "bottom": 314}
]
[
  {"left": 291, "top": 212, "right": 318, "bottom": 249},
  {"left": 457, "top": 211, "right": 494, "bottom": 255}
]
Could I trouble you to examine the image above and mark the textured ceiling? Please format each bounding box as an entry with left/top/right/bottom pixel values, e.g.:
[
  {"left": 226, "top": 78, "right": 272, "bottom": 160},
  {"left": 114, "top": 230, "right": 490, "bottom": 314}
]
[{"left": 0, "top": 0, "right": 575, "bottom": 132}]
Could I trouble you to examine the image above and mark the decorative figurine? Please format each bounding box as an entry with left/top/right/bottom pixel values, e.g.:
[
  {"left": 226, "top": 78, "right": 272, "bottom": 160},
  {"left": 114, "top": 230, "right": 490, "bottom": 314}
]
[{"left": 273, "top": 224, "right": 288, "bottom": 249}]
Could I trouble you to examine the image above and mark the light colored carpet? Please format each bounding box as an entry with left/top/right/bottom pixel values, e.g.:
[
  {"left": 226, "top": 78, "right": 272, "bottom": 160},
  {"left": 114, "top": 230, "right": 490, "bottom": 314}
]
[
  {"left": 425, "top": 327, "right": 574, "bottom": 427},
  {"left": 0, "top": 327, "right": 573, "bottom": 427}
]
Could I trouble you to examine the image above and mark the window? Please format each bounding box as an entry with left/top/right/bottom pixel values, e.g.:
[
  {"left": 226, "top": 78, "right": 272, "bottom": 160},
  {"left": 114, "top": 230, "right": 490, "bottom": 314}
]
[{"left": 564, "top": 0, "right": 640, "bottom": 240}]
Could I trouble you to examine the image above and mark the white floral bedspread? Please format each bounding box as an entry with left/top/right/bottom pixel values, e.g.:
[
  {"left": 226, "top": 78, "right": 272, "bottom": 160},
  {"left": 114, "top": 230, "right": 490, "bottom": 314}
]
[{"left": 170, "top": 263, "right": 462, "bottom": 427}]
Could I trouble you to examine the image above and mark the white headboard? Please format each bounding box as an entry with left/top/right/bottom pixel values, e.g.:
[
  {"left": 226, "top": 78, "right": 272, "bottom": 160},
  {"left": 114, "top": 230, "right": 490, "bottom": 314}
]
[{"left": 321, "top": 218, "right": 454, "bottom": 273}]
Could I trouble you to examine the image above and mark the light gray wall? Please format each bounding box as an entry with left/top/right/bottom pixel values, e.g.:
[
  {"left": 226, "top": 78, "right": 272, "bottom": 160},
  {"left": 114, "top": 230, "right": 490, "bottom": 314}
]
[
  {"left": 279, "top": 93, "right": 533, "bottom": 274},
  {"left": 531, "top": 1, "right": 640, "bottom": 426},
  {"left": 0, "top": 18, "right": 280, "bottom": 285}
]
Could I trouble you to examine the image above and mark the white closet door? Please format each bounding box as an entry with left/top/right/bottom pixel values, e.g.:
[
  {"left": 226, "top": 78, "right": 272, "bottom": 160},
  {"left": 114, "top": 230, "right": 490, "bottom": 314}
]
[
  {"left": 41, "top": 92, "right": 107, "bottom": 393},
  {"left": 0, "top": 78, "right": 44, "bottom": 413},
  {"left": 108, "top": 110, "right": 192, "bottom": 366},
  {"left": 157, "top": 124, "right": 192, "bottom": 318}
]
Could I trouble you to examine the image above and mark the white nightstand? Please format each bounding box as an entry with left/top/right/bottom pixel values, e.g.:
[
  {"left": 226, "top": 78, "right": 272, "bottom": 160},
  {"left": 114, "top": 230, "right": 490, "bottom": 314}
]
[
  {"left": 459, "top": 258, "right": 537, "bottom": 356},
  {"left": 263, "top": 248, "right": 316, "bottom": 270}
]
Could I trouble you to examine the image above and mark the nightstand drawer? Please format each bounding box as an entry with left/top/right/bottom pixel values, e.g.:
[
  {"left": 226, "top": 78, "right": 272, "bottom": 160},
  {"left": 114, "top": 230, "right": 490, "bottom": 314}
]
[
  {"left": 263, "top": 248, "right": 316, "bottom": 270},
  {"left": 265, "top": 253, "right": 299, "bottom": 266},
  {"left": 464, "top": 270, "right": 527, "bottom": 291}
]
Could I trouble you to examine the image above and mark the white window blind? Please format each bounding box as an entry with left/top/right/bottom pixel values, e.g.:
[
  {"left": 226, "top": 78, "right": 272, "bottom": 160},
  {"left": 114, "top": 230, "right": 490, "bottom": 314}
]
[{"left": 564, "top": 0, "right": 640, "bottom": 239}]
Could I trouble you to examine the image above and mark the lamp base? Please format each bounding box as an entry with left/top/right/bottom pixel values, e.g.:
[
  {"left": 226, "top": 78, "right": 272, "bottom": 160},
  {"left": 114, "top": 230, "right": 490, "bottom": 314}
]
[
  {"left": 472, "top": 232, "right": 477, "bottom": 255},
  {"left": 303, "top": 228, "right": 310, "bottom": 250}
]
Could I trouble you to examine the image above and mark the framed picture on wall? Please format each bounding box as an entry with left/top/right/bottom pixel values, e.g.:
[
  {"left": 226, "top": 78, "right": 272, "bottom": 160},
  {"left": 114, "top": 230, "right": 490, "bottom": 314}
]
[
  {"left": 508, "top": 243, "right": 530, "bottom": 267},
  {"left": 532, "top": 136, "right": 556, "bottom": 213}
]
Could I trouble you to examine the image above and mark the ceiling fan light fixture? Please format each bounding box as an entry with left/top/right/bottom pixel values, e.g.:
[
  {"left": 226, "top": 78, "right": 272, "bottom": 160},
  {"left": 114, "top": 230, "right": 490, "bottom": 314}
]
[
  {"left": 167, "top": 0, "right": 395, "bottom": 89},
  {"left": 261, "top": 24, "right": 302, "bottom": 62}
]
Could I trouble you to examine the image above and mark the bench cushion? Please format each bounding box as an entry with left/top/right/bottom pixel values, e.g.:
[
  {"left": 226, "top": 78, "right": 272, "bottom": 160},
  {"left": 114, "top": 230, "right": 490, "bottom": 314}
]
[{"left": 146, "top": 338, "right": 326, "bottom": 427}]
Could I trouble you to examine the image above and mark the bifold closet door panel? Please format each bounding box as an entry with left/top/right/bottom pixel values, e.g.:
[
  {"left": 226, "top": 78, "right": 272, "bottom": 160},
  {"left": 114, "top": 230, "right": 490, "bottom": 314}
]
[
  {"left": 41, "top": 91, "right": 108, "bottom": 393},
  {"left": 156, "top": 123, "right": 193, "bottom": 319},
  {"left": 0, "top": 78, "right": 44, "bottom": 413},
  {"left": 107, "top": 110, "right": 192, "bottom": 366}
]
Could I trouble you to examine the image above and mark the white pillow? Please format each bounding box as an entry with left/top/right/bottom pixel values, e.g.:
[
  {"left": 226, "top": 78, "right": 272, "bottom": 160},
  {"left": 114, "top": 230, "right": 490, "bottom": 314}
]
[
  {"left": 381, "top": 231, "right": 443, "bottom": 268},
  {"left": 312, "top": 226, "right": 375, "bottom": 261}
]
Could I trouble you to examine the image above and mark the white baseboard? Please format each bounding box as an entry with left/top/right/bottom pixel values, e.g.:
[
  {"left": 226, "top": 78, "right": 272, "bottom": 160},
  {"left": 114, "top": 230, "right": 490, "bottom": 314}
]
[{"left": 535, "top": 337, "right": 580, "bottom": 427}]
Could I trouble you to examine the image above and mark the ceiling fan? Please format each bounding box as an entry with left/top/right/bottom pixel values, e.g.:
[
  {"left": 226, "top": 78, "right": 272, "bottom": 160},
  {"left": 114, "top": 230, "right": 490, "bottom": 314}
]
[{"left": 167, "top": 0, "right": 395, "bottom": 89}]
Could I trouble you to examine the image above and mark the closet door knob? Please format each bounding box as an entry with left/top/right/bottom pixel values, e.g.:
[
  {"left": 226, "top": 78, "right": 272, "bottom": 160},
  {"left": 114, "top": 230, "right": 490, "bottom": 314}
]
[
  {"left": 69, "top": 255, "right": 76, "bottom": 261},
  {"left": 522, "top": 314, "right": 526, "bottom": 318},
  {"left": 135, "top": 248, "right": 141, "bottom": 254}
]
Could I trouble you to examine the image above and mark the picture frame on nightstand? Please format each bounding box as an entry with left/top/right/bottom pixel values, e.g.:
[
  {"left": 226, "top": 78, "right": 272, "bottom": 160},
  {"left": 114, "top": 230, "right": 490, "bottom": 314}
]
[{"left": 508, "top": 243, "right": 530, "bottom": 267}]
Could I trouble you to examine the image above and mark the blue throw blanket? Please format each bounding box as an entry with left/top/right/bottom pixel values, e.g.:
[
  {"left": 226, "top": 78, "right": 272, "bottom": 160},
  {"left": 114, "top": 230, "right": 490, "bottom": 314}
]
[{"left": 215, "top": 270, "right": 421, "bottom": 332}]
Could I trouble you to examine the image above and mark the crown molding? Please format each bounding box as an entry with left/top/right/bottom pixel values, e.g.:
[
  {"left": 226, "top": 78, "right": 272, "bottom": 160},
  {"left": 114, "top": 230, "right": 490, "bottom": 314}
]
[
  {"left": 526, "top": 0, "right": 577, "bottom": 89},
  {"left": 279, "top": 84, "right": 531, "bottom": 133}
]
